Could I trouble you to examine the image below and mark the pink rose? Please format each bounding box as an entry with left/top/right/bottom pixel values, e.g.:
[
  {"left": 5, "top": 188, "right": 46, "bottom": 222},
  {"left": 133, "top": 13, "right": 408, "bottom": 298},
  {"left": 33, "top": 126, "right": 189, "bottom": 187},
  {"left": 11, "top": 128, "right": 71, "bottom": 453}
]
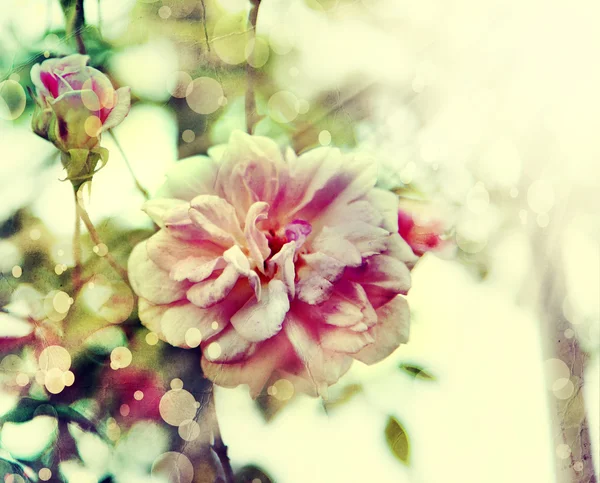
[
  {"left": 128, "top": 132, "right": 418, "bottom": 397},
  {"left": 397, "top": 202, "right": 449, "bottom": 257},
  {"left": 30, "top": 54, "right": 130, "bottom": 152}
]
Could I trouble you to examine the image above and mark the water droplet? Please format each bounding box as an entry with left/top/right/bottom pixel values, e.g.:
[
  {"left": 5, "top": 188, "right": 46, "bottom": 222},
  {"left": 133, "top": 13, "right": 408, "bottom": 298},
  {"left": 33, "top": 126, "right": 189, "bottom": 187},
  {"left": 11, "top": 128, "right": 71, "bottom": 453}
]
[
  {"left": 159, "top": 389, "right": 197, "bottom": 426},
  {"left": 268, "top": 91, "right": 298, "bottom": 123},
  {"left": 186, "top": 77, "right": 224, "bottom": 115},
  {"left": 206, "top": 342, "right": 222, "bottom": 360},
  {"left": 182, "top": 129, "right": 195, "bottom": 143},
  {"left": 11, "top": 265, "right": 22, "bottom": 278},
  {"left": 0, "top": 80, "right": 26, "bottom": 121},
  {"left": 318, "top": 130, "right": 331, "bottom": 146},
  {"left": 110, "top": 346, "right": 132, "bottom": 369},
  {"left": 146, "top": 332, "right": 159, "bottom": 345},
  {"left": 185, "top": 328, "right": 202, "bottom": 348},
  {"left": 152, "top": 452, "right": 194, "bottom": 483},
  {"left": 134, "top": 390, "right": 144, "bottom": 400}
]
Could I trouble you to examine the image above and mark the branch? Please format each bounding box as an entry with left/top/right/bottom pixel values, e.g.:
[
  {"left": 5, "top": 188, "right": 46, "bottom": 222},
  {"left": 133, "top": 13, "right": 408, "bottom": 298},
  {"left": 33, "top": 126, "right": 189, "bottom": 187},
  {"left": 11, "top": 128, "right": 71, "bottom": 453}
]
[{"left": 245, "top": 0, "right": 261, "bottom": 134}]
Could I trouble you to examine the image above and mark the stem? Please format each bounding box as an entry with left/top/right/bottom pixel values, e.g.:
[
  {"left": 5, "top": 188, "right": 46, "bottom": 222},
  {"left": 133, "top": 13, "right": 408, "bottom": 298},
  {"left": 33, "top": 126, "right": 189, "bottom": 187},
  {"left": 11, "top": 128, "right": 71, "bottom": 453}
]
[
  {"left": 245, "top": 0, "right": 261, "bottom": 134},
  {"left": 75, "top": 191, "right": 129, "bottom": 282},
  {"left": 108, "top": 129, "right": 150, "bottom": 200},
  {"left": 208, "top": 387, "right": 235, "bottom": 483},
  {"left": 73, "top": 0, "right": 86, "bottom": 54},
  {"left": 72, "top": 189, "right": 82, "bottom": 292}
]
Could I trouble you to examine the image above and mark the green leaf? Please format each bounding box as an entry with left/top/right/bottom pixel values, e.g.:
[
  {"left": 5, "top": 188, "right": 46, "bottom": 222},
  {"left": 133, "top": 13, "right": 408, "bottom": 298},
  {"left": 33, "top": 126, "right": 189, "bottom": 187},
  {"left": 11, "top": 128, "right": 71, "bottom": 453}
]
[
  {"left": 399, "top": 363, "right": 436, "bottom": 381},
  {"left": 385, "top": 416, "right": 410, "bottom": 465},
  {"left": 0, "top": 457, "right": 30, "bottom": 480},
  {"left": 1, "top": 398, "right": 103, "bottom": 439},
  {"left": 234, "top": 465, "right": 273, "bottom": 483}
]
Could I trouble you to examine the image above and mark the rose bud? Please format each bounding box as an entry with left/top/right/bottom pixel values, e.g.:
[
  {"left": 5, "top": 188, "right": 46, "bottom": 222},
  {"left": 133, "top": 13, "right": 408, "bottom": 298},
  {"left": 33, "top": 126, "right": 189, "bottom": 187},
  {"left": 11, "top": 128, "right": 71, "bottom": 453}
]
[{"left": 30, "top": 54, "right": 130, "bottom": 185}]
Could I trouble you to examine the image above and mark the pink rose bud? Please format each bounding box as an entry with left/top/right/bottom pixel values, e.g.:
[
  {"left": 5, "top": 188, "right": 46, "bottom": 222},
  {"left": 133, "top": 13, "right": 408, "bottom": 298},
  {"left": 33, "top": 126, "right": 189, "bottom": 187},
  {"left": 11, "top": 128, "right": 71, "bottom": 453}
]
[
  {"left": 30, "top": 54, "right": 130, "bottom": 152},
  {"left": 397, "top": 205, "right": 448, "bottom": 257}
]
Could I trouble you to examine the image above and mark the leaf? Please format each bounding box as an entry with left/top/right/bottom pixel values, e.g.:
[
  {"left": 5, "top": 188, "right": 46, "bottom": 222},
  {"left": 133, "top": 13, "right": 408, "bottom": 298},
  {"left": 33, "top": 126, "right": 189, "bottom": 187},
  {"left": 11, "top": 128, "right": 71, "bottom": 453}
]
[
  {"left": 234, "top": 465, "right": 273, "bottom": 483},
  {"left": 323, "top": 383, "right": 363, "bottom": 411},
  {"left": 399, "top": 363, "right": 436, "bottom": 381},
  {"left": 0, "top": 457, "right": 30, "bottom": 480},
  {"left": 384, "top": 416, "right": 410, "bottom": 465},
  {"left": 1, "top": 398, "right": 103, "bottom": 439}
]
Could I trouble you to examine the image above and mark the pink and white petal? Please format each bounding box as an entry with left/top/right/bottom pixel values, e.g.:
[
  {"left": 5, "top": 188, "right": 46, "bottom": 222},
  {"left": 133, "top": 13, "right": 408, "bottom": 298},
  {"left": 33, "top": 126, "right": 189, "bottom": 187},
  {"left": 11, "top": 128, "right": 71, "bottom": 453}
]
[
  {"left": 128, "top": 242, "right": 189, "bottom": 304},
  {"left": 230, "top": 280, "right": 289, "bottom": 343},
  {"left": 295, "top": 273, "right": 334, "bottom": 305},
  {"left": 266, "top": 241, "right": 296, "bottom": 298},
  {"left": 310, "top": 227, "right": 363, "bottom": 267},
  {"left": 158, "top": 302, "right": 227, "bottom": 348},
  {"left": 300, "top": 252, "right": 345, "bottom": 284},
  {"left": 189, "top": 195, "right": 243, "bottom": 247},
  {"left": 186, "top": 264, "right": 240, "bottom": 308},
  {"left": 385, "top": 233, "right": 419, "bottom": 267},
  {"left": 363, "top": 188, "right": 400, "bottom": 232},
  {"left": 335, "top": 221, "right": 390, "bottom": 256},
  {"left": 319, "top": 326, "right": 374, "bottom": 354},
  {"left": 318, "top": 281, "right": 376, "bottom": 329},
  {"left": 323, "top": 199, "right": 383, "bottom": 228},
  {"left": 347, "top": 254, "right": 411, "bottom": 308},
  {"left": 137, "top": 298, "right": 167, "bottom": 336},
  {"left": 283, "top": 313, "right": 353, "bottom": 397},
  {"left": 202, "top": 326, "right": 256, "bottom": 363},
  {"left": 170, "top": 256, "right": 226, "bottom": 283},
  {"left": 159, "top": 155, "right": 220, "bottom": 201},
  {"left": 222, "top": 246, "right": 261, "bottom": 300},
  {"left": 99, "top": 86, "right": 130, "bottom": 131},
  {"left": 146, "top": 230, "right": 218, "bottom": 272},
  {"left": 354, "top": 295, "right": 410, "bottom": 365},
  {"left": 201, "top": 335, "right": 291, "bottom": 398},
  {"left": 142, "top": 198, "right": 189, "bottom": 228},
  {"left": 243, "top": 202, "right": 271, "bottom": 271}
]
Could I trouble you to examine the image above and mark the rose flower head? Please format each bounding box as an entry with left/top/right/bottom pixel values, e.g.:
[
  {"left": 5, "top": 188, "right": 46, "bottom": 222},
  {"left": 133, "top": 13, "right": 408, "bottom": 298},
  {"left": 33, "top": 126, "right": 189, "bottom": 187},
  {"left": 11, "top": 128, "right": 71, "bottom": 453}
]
[
  {"left": 30, "top": 54, "right": 130, "bottom": 184},
  {"left": 129, "top": 132, "right": 418, "bottom": 397}
]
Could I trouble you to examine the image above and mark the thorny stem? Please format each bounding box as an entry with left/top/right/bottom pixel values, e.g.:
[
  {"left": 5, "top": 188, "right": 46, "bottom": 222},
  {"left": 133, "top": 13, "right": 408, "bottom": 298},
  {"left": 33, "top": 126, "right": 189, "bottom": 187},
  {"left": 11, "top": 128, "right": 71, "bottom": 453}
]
[
  {"left": 245, "top": 0, "right": 261, "bottom": 134},
  {"left": 108, "top": 129, "right": 150, "bottom": 200},
  {"left": 74, "top": 188, "right": 129, "bottom": 283},
  {"left": 72, "top": 189, "right": 82, "bottom": 292}
]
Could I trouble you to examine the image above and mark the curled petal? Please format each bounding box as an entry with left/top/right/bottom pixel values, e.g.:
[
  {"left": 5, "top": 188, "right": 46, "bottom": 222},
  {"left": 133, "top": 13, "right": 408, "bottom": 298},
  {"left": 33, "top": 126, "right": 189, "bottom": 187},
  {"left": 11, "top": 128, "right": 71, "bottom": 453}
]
[
  {"left": 100, "top": 86, "right": 131, "bottom": 131},
  {"left": 222, "top": 245, "right": 261, "bottom": 300},
  {"left": 146, "top": 230, "right": 220, "bottom": 272},
  {"left": 231, "top": 280, "right": 289, "bottom": 343},
  {"left": 186, "top": 264, "right": 240, "bottom": 308},
  {"left": 243, "top": 202, "right": 270, "bottom": 271},
  {"left": 203, "top": 326, "right": 256, "bottom": 363},
  {"left": 142, "top": 198, "right": 189, "bottom": 228},
  {"left": 266, "top": 241, "right": 296, "bottom": 298}
]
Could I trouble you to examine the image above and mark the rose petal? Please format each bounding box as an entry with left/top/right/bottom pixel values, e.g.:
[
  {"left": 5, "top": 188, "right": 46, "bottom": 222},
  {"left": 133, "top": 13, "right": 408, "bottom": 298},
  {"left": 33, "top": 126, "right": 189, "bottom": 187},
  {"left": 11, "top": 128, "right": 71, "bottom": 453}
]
[
  {"left": 146, "top": 230, "right": 220, "bottom": 272},
  {"left": 157, "top": 155, "right": 219, "bottom": 201},
  {"left": 128, "top": 242, "right": 189, "bottom": 304},
  {"left": 186, "top": 264, "right": 241, "bottom": 308},
  {"left": 243, "top": 202, "right": 270, "bottom": 272},
  {"left": 354, "top": 295, "right": 410, "bottom": 365},
  {"left": 347, "top": 254, "right": 411, "bottom": 308},
  {"left": 201, "top": 334, "right": 291, "bottom": 398},
  {"left": 230, "top": 280, "right": 289, "bottom": 342},
  {"left": 284, "top": 313, "right": 353, "bottom": 397},
  {"left": 266, "top": 241, "right": 296, "bottom": 298},
  {"left": 189, "top": 195, "right": 244, "bottom": 247},
  {"left": 100, "top": 86, "right": 131, "bottom": 131}
]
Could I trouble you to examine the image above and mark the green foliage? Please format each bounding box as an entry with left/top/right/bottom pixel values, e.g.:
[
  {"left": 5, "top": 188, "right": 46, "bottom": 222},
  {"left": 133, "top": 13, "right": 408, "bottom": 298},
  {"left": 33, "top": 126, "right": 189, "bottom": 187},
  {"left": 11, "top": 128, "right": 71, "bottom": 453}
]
[
  {"left": 1, "top": 398, "right": 102, "bottom": 438},
  {"left": 384, "top": 416, "right": 410, "bottom": 465},
  {"left": 398, "top": 363, "right": 436, "bottom": 381},
  {"left": 0, "top": 457, "right": 29, "bottom": 480}
]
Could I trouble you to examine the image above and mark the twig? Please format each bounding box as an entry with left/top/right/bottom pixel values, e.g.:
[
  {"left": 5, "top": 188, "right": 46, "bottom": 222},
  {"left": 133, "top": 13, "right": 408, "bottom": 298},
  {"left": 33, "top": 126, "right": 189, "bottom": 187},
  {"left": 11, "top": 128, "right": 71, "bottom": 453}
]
[
  {"left": 108, "top": 129, "right": 150, "bottom": 200},
  {"left": 200, "top": 0, "right": 210, "bottom": 52},
  {"left": 245, "top": 0, "right": 261, "bottom": 134},
  {"left": 75, "top": 192, "right": 129, "bottom": 282}
]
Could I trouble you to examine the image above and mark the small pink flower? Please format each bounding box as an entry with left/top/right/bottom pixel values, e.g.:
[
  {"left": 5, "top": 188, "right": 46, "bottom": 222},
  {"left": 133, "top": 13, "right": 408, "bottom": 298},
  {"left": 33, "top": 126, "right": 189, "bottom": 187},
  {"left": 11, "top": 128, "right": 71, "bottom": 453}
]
[
  {"left": 128, "top": 132, "right": 418, "bottom": 397},
  {"left": 30, "top": 54, "right": 130, "bottom": 152},
  {"left": 397, "top": 203, "right": 448, "bottom": 257}
]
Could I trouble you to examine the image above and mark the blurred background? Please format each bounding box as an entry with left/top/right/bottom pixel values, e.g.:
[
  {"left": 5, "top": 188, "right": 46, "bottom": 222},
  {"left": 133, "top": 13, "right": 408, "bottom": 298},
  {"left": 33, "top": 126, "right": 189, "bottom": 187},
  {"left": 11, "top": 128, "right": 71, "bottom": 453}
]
[{"left": 0, "top": 0, "right": 598, "bottom": 482}]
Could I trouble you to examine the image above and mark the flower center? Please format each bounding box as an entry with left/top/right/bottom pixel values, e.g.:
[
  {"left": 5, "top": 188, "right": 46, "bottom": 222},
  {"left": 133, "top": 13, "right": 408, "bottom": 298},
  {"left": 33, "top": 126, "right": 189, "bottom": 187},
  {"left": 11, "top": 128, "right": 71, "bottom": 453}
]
[{"left": 267, "top": 219, "right": 312, "bottom": 257}]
